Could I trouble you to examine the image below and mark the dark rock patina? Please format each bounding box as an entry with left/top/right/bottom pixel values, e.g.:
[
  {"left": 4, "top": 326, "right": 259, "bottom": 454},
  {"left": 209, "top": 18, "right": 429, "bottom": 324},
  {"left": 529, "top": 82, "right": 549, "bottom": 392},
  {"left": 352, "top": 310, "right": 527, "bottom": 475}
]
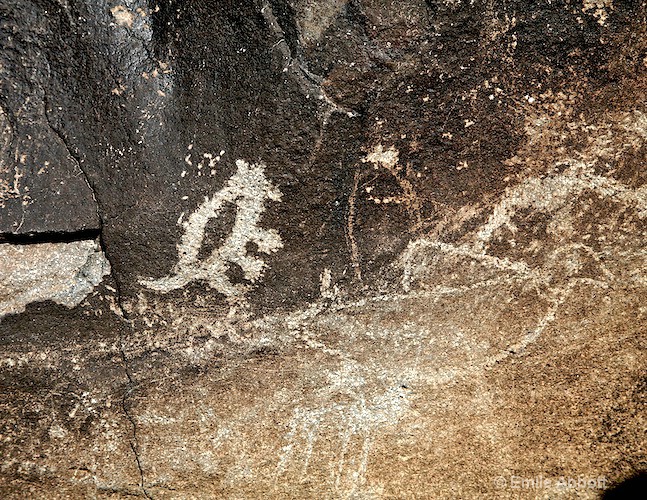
[{"left": 1, "top": 0, "right": 645, "bottom": 497}]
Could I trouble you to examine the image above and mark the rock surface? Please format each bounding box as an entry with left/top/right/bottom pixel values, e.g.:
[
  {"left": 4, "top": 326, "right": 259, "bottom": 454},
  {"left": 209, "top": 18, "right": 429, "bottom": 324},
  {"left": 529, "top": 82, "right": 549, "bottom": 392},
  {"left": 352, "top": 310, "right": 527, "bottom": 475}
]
[
  {"left": 0, "top": 0, "right": 645, "bottom": 498},
  {"left": 0, "top": 239, "right": 110, "bottom": 316}
]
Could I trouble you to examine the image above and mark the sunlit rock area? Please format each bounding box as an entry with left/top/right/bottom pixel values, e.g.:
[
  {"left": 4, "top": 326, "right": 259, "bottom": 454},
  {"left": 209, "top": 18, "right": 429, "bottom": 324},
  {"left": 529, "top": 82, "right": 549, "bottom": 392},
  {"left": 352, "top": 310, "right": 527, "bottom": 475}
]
[{"left": 1, "top": 0, "right": 645, "bottom": 498}]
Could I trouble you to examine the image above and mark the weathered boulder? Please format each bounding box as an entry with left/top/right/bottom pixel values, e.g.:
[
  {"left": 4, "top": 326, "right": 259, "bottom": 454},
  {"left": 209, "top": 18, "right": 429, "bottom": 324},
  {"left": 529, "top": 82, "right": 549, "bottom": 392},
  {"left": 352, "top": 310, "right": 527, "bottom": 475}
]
[{"left": 1, "top": 0, "right": 645, "bottom": 497}]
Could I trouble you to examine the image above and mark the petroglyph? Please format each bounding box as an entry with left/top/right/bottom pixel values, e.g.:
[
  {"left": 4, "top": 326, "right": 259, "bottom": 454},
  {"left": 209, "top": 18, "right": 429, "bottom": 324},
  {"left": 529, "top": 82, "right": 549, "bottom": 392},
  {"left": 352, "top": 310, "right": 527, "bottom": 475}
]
[
  {"left": 140, "top": 160, "right": 283, "bottom": 302},
  {"left": 362, "top": 145, "right": 422, "bottom": 226},
  {"left": 3, "top": 1, "right": 647, "bottom": 497},
  {"left": 363, "top": 145, "right": 399, "bottom": 171},
  {"left": 276, "top": 381, "right": 410, "bottom": 493},
  {"left": 582, "top": 0, "right": 614, "bottom": 25},
  {"left": 474, "top": 161, "right": 647, "bottom": 251},
  {"left": 110, "top": 5, "right": 135, "bottom": 28}
]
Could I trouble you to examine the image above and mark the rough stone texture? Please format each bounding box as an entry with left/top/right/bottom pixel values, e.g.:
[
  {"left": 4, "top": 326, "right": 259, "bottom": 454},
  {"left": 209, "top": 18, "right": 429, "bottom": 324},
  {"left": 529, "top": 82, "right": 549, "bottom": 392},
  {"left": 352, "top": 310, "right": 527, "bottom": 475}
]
[
  {"left": 0, "top": 239, "right": 110, "bottom": 316},
  {"left": 0, "top": 7, "right": 100, "bottom": 236},
  {"left": 1, "top": 0, "right": 646, "bottom": 498}
]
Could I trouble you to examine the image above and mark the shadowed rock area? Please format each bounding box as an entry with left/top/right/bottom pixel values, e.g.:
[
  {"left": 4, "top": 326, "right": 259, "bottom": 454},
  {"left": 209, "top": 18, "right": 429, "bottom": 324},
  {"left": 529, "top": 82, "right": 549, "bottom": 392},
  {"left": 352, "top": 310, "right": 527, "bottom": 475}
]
[{"left": 1, "top": 0, "right": 645, "bottom": 498}]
